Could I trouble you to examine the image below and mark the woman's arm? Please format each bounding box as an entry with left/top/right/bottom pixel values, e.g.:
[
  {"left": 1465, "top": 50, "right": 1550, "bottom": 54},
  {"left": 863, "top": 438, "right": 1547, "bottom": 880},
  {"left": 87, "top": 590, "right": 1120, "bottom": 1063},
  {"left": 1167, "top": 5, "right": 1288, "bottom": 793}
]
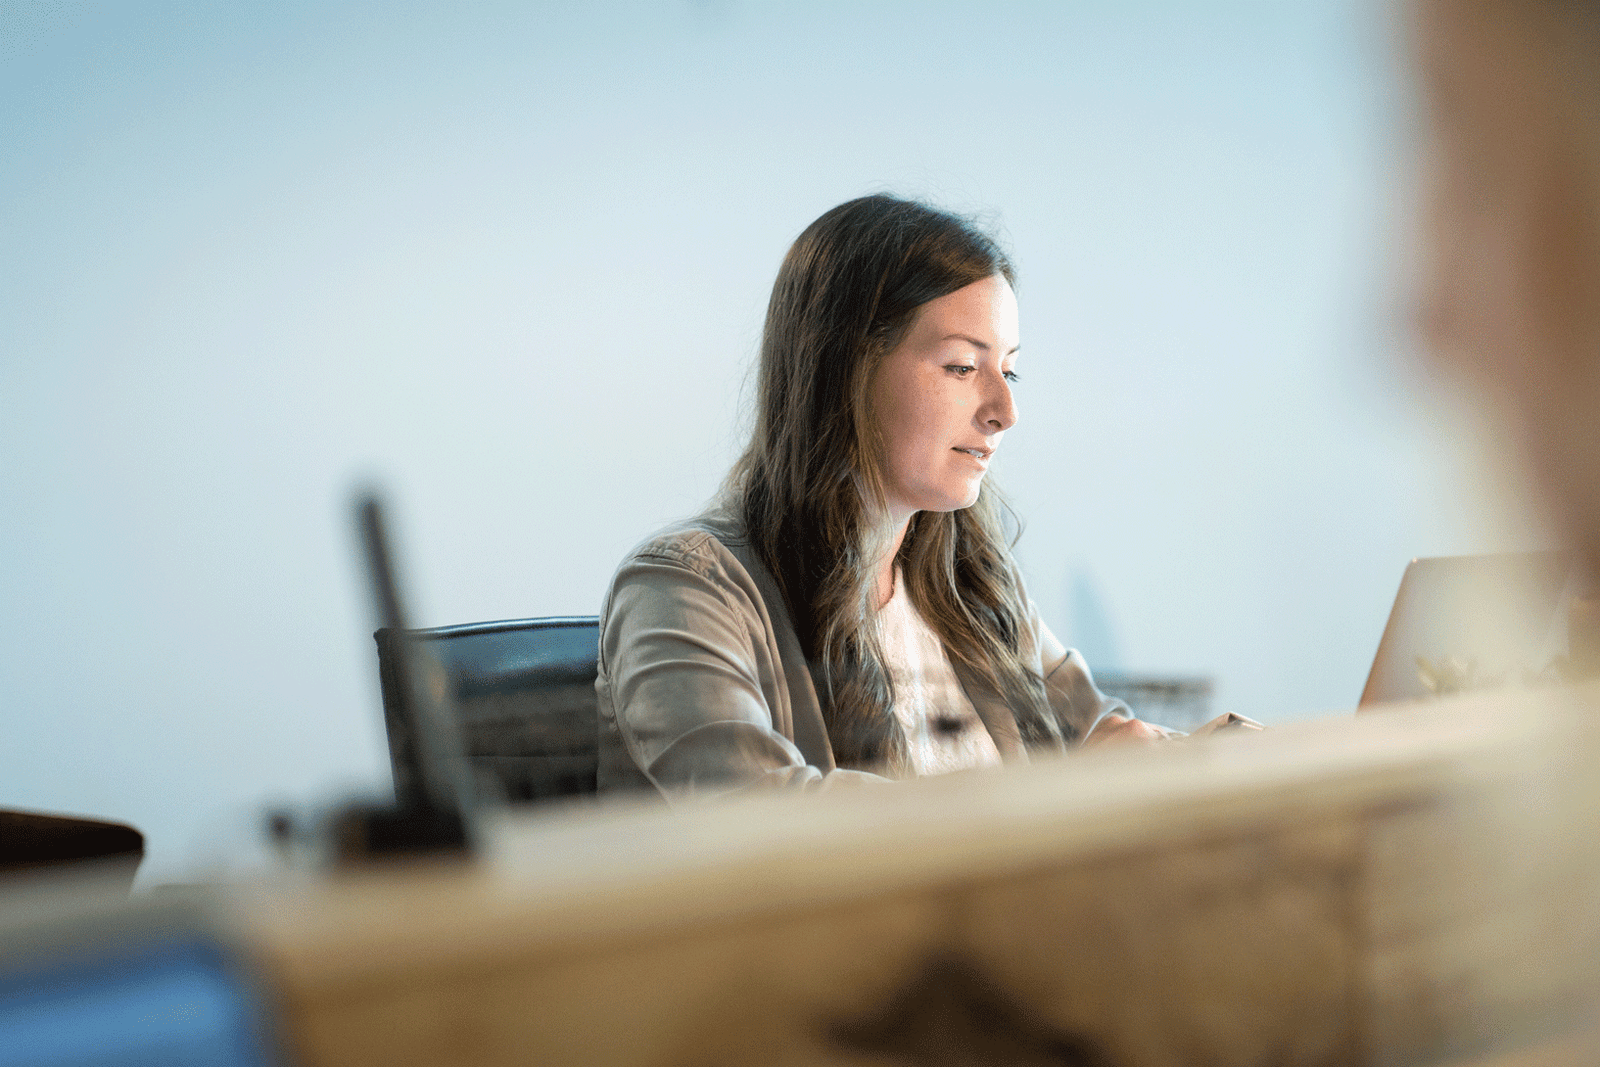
[
  {"left": 601, "top": 543, "right": 886, "bottom": 798},
  {"left": 1035, "top": 618, "right": 1175, "bottom": 747}
]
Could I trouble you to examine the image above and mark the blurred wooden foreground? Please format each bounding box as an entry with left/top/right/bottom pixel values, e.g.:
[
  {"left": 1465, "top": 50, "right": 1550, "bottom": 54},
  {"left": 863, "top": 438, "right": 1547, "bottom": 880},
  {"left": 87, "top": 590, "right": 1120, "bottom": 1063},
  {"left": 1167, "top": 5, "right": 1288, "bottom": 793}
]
[{"left": 235, "top": 687, "right": 1600, "bottom": 1067}]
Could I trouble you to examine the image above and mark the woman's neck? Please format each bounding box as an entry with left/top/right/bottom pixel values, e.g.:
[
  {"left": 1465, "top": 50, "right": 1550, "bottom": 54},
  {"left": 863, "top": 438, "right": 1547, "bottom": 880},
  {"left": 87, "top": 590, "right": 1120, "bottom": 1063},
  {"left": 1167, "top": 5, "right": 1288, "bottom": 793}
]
[{"left": 873, "top": 510, "right": 914, "bottom": 610}]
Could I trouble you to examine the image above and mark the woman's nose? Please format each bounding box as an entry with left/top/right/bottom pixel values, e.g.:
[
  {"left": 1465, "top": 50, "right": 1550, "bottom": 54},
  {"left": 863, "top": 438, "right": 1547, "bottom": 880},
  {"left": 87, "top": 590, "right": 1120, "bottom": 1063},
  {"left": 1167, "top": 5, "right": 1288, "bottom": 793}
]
[{"left": 980, "top": 372, "right": 1018, "bottom": 432}]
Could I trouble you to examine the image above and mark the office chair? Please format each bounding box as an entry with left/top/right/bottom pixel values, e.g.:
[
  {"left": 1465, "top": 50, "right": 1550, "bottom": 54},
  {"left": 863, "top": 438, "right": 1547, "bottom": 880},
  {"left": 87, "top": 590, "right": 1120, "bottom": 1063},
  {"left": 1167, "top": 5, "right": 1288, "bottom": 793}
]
[{"left": 374, "top": 617, "right": 600, "bottom": 805}]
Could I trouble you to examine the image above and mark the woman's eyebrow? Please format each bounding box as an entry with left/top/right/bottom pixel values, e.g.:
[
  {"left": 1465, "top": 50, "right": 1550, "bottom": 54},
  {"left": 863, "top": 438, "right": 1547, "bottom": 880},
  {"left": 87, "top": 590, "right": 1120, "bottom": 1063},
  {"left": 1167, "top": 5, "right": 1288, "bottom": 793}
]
[{"left": 939, "top": 333, "right": 1022, "bottom": 355}]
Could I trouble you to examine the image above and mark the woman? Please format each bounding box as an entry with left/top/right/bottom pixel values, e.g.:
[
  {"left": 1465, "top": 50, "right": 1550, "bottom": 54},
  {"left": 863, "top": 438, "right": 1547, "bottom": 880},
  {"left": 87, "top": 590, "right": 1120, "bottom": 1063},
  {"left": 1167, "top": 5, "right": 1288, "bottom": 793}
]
[{"left": 596, "top": 194, "right": 1164, "bottom": 797}]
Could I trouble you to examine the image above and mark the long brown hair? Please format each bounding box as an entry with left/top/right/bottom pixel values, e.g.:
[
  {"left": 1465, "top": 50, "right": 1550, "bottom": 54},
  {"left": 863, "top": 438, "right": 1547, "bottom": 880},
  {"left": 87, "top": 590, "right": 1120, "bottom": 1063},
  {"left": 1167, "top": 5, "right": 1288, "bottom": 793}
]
[{"left": 725, "top": 194, "right": 1062, "bottom": 772}]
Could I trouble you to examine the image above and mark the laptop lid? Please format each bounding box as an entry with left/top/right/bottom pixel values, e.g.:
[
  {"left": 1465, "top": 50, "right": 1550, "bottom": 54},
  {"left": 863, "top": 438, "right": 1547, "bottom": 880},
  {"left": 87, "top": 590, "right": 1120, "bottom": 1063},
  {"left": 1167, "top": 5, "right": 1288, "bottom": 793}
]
[{"left": 1359, "top": 551, "right": 1570, "bottom": 708}]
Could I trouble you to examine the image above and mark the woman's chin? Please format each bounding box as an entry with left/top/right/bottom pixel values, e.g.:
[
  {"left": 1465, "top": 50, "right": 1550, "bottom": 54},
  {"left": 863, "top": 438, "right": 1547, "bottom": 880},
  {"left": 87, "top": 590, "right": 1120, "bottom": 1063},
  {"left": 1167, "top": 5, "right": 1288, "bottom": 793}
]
[{"left": 914, "top": 487, "right": 984, "bottom": 514}]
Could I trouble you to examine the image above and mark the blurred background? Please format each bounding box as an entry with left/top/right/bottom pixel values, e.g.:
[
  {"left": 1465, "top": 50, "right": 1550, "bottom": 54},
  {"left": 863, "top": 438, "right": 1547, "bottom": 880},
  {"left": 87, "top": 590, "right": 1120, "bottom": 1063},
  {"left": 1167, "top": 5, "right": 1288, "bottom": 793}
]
[{"left": 0, "top": 0, "right": 1549, "bottom": 883}]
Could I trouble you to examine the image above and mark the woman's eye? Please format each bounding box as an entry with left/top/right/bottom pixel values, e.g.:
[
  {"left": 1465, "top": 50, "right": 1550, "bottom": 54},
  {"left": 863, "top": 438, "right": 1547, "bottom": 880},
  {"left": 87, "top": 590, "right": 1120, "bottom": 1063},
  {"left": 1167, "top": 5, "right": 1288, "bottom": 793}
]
[
  {"left": 946, "top": 365, "right": 976, "bottom": 377},
  {"left": 1003, "top": 370, "right": 1020, "bottom": 383}
]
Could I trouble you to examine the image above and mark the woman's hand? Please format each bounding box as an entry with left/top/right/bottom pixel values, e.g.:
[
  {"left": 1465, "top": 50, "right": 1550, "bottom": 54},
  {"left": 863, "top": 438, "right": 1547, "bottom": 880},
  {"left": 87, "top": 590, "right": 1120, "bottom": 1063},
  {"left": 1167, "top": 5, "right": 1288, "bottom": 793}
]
[{"left": 1080, "top": 713, "right": 1179, "bottom": 748}]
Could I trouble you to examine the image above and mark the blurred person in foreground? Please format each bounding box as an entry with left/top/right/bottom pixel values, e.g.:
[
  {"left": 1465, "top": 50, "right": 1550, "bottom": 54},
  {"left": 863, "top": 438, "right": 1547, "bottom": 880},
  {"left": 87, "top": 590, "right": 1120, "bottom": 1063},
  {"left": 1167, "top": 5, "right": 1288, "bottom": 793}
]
[
  {"left": 1413, "top": 0, "right": 1600, "bottom": 590},
  {"left": 1406, "top": 7, "right": 1600, "bottom": 1054}
]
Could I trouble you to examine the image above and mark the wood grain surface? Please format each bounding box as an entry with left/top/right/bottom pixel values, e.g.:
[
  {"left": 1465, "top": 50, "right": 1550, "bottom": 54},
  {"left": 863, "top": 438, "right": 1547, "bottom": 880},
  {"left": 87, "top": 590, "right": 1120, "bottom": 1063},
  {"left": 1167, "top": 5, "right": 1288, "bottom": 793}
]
[{"left": 228, "top": 684, "right": 1600, "bottom": 1066}]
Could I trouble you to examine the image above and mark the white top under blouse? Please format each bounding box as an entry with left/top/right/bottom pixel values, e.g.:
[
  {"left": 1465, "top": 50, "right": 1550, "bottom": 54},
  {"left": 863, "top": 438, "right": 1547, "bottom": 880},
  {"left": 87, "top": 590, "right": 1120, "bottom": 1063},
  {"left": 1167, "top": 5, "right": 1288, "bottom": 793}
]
[{"left": 876, "top": 570, "right": 1003, "bottom": 777}]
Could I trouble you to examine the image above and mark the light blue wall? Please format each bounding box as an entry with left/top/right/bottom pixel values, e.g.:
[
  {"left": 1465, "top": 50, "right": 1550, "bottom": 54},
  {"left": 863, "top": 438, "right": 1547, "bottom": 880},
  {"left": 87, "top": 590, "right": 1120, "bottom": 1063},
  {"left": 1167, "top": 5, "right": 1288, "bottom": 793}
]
[{"left": 0, "top": 0, "right": 1499, "bottom": 881}]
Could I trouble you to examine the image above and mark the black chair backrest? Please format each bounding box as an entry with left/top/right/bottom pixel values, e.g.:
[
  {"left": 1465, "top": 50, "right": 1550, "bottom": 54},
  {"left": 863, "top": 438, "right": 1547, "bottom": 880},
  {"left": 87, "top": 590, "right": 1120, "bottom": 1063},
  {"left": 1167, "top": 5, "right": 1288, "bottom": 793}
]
[{"left": 374, "top": 617, "right": 601, "bottom": 804}]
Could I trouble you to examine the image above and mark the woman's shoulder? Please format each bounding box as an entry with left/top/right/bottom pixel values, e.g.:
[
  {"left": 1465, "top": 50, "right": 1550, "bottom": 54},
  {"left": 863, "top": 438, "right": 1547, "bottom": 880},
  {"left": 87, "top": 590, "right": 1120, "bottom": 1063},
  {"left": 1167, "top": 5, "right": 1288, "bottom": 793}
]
[
  {"left": 601, "top": 503, "right": 788, "bottom": 646},
  {"left": 614, "top": 504, "right": 759, "bottom": 580}
]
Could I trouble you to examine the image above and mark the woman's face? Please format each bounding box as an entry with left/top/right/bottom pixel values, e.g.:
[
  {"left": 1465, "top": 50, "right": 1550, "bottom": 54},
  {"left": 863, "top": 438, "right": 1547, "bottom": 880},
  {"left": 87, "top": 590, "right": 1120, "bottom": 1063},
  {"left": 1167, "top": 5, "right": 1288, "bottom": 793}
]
[{"left": 869, "top": 274, "right": 1020, "bottom": 525}]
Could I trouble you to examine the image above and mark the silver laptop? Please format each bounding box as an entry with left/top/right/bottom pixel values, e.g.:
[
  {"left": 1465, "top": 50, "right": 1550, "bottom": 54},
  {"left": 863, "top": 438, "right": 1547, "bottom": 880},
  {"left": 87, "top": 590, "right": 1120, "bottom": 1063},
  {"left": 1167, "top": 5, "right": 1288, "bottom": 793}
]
[{"left": 1359, "top": 552, "right": 1571, "bottom": 708}]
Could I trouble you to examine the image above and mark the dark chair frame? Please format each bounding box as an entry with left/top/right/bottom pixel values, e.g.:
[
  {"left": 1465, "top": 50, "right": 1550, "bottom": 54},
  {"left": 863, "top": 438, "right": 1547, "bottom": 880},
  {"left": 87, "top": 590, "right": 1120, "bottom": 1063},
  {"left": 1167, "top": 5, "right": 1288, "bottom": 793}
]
[{"left": 374, "top": 616, "right": 601, "bottom": 805}]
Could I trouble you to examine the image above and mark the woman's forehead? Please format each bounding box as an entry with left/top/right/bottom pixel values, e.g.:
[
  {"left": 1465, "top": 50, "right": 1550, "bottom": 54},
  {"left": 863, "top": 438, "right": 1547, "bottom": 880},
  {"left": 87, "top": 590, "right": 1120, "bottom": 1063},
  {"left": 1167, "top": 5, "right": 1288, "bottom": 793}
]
[{"left": 905, "top": 276, "right": 1018, "bottom": 349}]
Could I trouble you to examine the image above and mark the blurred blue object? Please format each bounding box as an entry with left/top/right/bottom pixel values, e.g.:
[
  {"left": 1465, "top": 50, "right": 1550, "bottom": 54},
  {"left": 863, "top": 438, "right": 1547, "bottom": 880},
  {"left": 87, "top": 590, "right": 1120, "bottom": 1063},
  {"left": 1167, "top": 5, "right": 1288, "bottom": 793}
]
[{"left": 0, "top": 934, "right": 281, "bottom": 1067}]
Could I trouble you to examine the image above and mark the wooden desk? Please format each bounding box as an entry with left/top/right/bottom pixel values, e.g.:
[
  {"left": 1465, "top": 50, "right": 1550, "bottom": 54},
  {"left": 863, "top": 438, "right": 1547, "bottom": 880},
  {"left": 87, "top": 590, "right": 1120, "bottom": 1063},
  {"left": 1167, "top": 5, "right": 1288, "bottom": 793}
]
[{"left": 218, "top": 684, "right": 1600, "bottom": 1067}]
